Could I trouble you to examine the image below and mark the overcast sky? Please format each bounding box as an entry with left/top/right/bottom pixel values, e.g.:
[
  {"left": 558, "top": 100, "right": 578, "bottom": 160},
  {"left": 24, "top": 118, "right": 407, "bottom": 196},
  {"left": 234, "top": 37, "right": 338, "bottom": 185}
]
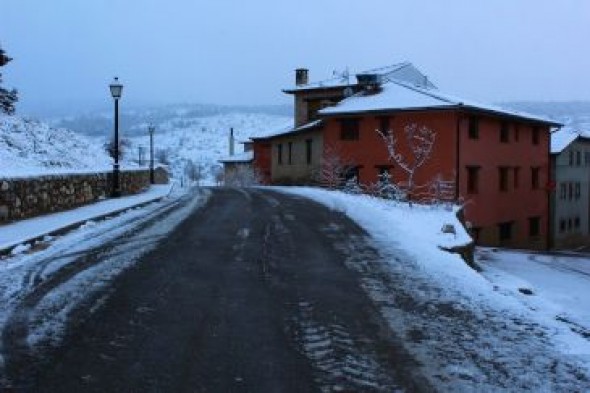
[{"left": 1, "top": 0, "right": 589, "bottom": 116}]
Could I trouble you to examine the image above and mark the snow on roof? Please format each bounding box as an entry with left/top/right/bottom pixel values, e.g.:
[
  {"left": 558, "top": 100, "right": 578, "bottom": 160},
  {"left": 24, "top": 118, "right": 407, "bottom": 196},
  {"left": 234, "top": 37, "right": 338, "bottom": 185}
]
[
  {"left": 319, "top": 80, "right": 562, "bottom": 126},
  {"left": 285, "top": 61, "right": 436, "bottom": 92},
  {"left": 218, "top": 150, "right": 253, "bottom": 163},
  {"left": 550, "top": 127, "right": 590, "bottom": 154},
  {"left": 250, "top": 119, "right": 323, "bottom": 140}
]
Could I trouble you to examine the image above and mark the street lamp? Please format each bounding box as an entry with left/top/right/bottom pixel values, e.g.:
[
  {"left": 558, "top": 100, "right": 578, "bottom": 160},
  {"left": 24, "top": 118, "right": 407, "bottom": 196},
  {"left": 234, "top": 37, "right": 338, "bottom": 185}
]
[
  {"left": 148, "top": 124, "right": 155, "bottom": 184},
  {"left": 109, "top": 77, "right": 123, "bottom": 197}
]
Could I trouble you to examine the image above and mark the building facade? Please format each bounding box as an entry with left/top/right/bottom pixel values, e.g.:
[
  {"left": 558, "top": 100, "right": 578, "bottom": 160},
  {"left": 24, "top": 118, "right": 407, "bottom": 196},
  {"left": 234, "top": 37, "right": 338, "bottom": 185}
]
[
  {"left": 550, "top": 130, "right": 590, "bottom": 248},
  {"left": 251, "top": 62, "right": 561, "bottom": 249}
]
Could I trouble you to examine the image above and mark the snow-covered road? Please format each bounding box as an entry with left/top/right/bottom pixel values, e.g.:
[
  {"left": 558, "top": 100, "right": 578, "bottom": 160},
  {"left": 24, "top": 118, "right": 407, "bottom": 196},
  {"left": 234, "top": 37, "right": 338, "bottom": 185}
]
[{"left": 0, "top": 186, "right": 210, "bottom": 385}]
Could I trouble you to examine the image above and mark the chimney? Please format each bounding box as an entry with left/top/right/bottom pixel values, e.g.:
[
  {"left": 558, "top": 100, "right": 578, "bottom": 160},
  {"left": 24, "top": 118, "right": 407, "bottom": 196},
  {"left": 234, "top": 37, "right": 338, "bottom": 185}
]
[
  {"left": 295, "top": 68, "right": 309, "bottom": 86},
  {"left": 356, "top": 73, "right": 382, "bottom": 92},
  {"left": 229, "top": 128, "right": 235, "bottom": 156}
]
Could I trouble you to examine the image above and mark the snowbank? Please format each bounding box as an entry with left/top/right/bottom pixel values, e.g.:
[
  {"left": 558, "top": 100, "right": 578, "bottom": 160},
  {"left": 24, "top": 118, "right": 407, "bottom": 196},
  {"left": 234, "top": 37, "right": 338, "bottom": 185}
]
[{"left": 272, "top": 187, "right": 590, "bottom": 391}]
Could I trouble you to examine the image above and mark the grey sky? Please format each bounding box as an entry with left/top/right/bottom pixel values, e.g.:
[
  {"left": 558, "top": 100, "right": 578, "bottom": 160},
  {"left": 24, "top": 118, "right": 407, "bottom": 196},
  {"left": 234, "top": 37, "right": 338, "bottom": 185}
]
[{"left": 2, "top": 0, "right": 589, "bottom": 115}]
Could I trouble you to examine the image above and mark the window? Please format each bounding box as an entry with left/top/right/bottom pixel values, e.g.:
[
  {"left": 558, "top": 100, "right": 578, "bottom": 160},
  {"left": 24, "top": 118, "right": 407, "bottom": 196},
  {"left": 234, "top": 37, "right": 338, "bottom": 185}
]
[
  {"left": 560, "top": 183, "right": 567, "bottom": 199},
  {"left": 378, "top": 116, "right": 390, "bottom": 133},
  {"left": 343, "top": 166, "right": 360, "bottom": 183},
  {"left": 277, "top": 143, "right": 283, "bottom": 165},
  {"left": 568, "top": 218, "right": 573, "bottom": 230},
  {"left": 499, "top": 166, "right": 510, "bottom": 192},
  {"left": 559, "top": 219, "right": 566, "bottom": 233},
  {"left": 568, "top": 182, "right": 573, "bottom": 200},
  {"left": 471, "top": 227, "right": 481, "bottom": 242},
  {"left": 305, "top": 139, "right": 313, "bottom": 165},
  {"left": 577, "top": 151, "right": 582, "bottom": 166},
  {"left": 569, "top": 151, "right": 574, "bottom": 166},
  {"left": 532, "top": 127, "right": 540, "bottom": 145},
  {"left": 288, "top": 142, "right": 293, "bottom": 165},
  {"left": 575, "top": 217, "right": 581, "bottom": 229},
  {"left": 514, "top": 124, "right": 520, "bottom": 142},
  {"left": 466, "top": 166, "right": 480, "bottom": 194},
  {"left": 531, "top": 167, "right": 540, "bottom": 189},
  {"left": 340, "top": 119, "right": 360, "bottom": 140},
  {"left": 468, "top": 116, "right": 479, "bottom": 139},
  {"left": 500, "top": 122, "right": 509, "bottom": 143},
  {"left": 575, "top": 182, "right": 581, "bottom": 199},
  {"left": 585, "top": 152, "right": 590, "bottom": 166},
  {"left": 498, "top": 221, "right": 513, "bottom": 241},
  {"left": 513, "top": 167, "right": 520, "bottom": 189},
  {"left": 529, "top": 217, "right": 540, "bottom": 237}
]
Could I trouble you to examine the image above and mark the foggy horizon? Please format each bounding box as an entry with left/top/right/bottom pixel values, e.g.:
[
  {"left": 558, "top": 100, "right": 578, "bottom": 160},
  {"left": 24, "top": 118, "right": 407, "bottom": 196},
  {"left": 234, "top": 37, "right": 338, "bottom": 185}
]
[{"left": 2, "top": 1, "right": 590, "bottom": 117}]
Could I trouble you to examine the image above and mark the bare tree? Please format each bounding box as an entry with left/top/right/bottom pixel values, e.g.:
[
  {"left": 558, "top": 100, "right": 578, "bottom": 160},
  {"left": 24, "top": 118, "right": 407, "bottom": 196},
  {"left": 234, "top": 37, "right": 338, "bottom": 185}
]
[
  {"left": 184, "top": 160, "right": 204, "bottom": 186},
  {"left": 376, "top": 123, "right": 436, "bottom": 195},
  {"left": 104, "top": 137, "right": 131, "bottom": 160},
  {"left": 155, "top": 148, "right": 170, "bottom": 165},
  {"left": 315, "top": 144, "right": 354, "bottom": 189}
]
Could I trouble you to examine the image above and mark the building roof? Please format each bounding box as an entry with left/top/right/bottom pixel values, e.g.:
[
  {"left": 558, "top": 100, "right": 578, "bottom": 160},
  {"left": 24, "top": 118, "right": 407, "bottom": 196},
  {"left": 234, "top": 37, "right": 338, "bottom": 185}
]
[
  {"left": 550, "top": 127, "right": 590, "bottom": 154},
  {"left": 250, "top": 119, "right": 323, "bottom": 140},
  {"left": 218, "top": 151, "right": 253, "bottom": 163},
  {"left": 283, "top": 62, "right": 436, "bottom": 93},
  {"left": 319, "top": 80, "right": 562, "bottom": 127}
]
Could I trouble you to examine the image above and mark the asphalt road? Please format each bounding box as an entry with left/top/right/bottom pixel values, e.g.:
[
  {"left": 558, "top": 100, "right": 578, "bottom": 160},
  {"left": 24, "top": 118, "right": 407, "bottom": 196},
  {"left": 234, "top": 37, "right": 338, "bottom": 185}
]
[{"left": 2, "top": 188, "right": 425, "bottom": 392}]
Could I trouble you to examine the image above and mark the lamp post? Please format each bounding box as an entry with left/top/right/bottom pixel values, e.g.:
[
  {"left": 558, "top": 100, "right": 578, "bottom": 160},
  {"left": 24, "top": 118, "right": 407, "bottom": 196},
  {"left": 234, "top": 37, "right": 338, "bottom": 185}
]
[
  {"left": 109, "top": 77, "right": 123, "bottom": 197},
  {"left": 148, "top": 124, "right": 155, "bottom": 184}
]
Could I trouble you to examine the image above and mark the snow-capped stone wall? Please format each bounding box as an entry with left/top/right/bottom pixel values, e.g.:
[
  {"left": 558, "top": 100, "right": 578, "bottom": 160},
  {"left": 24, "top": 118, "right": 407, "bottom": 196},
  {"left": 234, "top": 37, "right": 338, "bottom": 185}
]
[{"left": 0, "top": 168, "right": 167, "bottom": 223}]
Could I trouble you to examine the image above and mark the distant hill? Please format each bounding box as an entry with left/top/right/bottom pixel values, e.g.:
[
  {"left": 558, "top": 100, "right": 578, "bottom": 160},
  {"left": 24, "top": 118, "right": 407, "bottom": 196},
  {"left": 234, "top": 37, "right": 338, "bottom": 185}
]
[
  {"left": 501, "top": 101, "right": 590, "bottom": 130},
  {"left": 51, "top": 103, "right": 292, "bottom": 137}
]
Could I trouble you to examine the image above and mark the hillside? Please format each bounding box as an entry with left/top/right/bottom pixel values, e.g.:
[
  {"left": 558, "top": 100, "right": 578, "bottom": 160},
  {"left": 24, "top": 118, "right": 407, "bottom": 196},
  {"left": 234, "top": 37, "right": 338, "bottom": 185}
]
[
  {"left": 0, "top": 114, "right": 115, "bottom": 177},
  {"left": 1, "top": 108, "right": 292, "bottom": 182}
]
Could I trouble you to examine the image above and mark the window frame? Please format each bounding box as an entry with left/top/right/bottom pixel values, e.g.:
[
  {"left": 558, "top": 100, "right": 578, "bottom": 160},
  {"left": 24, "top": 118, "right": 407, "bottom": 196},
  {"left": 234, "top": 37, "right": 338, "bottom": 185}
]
[
  {"left": 340, "top": 118, "right": 360, "bottom": 141},
  {"left": 466, "top": 165, "right": 480, "bottom": 194},
  {"left": 500, "top": 122, "right": 510, "bottom": 143},
  {"left": 531, "top": 167, "right": 540, "bottom": 190},
  {"left": 529, "top": 216, "right": 540, "bottom": 237},
  {"left": 468, "top": 116, "right": 479, "bottom": 139},
  {"left": 305, "top": 139, "right": 313, "bottom": 165},
  {"left": 498, "top": 166, "right": 510, "bottom": 192},
  {"left": 277, "top": 143, "right": 283, "bottom": 165}
]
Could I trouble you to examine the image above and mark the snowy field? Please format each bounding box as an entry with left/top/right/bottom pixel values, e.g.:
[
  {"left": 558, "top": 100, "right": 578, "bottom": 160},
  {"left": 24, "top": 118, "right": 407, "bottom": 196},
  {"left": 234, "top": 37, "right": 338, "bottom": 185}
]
[
  {"left": 478, "top": 248, "right": 590, "bottom": 343},
  {"left": 273, "top": 187, "right": 590, "bottom": 391}
]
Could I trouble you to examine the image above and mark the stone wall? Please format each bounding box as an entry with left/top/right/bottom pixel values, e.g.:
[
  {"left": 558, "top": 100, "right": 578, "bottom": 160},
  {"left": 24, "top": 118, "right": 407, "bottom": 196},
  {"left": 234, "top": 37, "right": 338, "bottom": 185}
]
[{"left": 0, "top": 167, "right": 169, "bottom": 223}]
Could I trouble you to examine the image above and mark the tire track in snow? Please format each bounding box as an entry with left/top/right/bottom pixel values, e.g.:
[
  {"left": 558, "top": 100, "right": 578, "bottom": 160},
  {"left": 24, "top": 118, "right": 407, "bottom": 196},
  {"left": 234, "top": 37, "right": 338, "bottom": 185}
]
[{"left": 0, "top": 191, "right": 208, "bottom": 384}]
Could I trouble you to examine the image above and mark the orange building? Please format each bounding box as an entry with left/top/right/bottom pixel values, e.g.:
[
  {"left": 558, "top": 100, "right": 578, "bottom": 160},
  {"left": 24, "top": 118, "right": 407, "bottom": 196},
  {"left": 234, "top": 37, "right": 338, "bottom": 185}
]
[{"left": 252, "top": 63, "right": 561, "bottom": 249}]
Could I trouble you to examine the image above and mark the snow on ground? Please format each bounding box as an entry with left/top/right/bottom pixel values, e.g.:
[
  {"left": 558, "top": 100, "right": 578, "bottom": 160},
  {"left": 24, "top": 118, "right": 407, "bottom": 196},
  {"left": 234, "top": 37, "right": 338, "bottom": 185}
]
[
  {"left": 0, "top": 185, "right": 210, "bottom": 359},
  {"left": 273, "top": 187, "right": 590, "bottom": 391},
  {"left": 478, "top": 248, "right": 590, "bottom": 342},
  {"left": 126, "top": 112, "right": 291, "bottom": 182},
  {"left": 0, "top": 183, "right": 174, "bottom": 253},
  {"left": 0, "top": 114, "right": 119, "bottom": 177},
  {"left": 1, "top": 111, "right": 292, "bottom": 181}
]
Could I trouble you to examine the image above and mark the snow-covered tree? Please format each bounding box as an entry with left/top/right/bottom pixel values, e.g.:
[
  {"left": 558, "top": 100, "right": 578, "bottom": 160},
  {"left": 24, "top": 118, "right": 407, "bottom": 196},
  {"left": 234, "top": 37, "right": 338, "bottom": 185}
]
[
  {"left": 371, "top": 171, "right": 406, "bottom": 201},
  {"left": 0, "top": 45, "right": 18, "bottom": 115},
  {"left": 376, "top": 123, "right": 436, "bottom": 195},
  {"left": 315, "top": 144, "right": 354, "bottom": 188}
]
